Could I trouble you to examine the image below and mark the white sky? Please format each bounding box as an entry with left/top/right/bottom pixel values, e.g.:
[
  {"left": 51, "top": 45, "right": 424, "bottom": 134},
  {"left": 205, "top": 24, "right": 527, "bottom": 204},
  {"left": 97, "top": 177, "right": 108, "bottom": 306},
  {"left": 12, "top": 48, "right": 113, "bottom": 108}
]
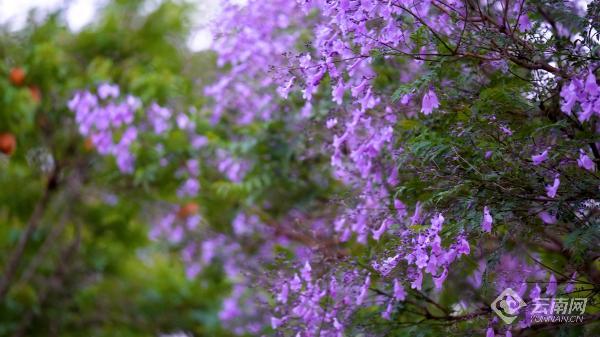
[{"left": 0, "top": 0, "right": 220, "bottom": 50}]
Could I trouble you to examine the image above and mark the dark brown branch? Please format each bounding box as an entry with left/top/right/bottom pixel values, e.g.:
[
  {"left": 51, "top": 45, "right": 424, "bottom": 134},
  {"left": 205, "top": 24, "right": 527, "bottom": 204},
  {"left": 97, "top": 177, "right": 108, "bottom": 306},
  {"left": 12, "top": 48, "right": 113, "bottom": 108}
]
[{"left": 0, "top": 167, "right": 59, "bottom": 302}]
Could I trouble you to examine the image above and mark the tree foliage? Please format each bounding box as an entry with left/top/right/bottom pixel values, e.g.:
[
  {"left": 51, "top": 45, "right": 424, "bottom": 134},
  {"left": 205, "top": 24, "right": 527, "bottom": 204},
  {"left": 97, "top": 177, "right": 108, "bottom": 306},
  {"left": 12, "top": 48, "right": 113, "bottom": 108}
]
[{"left": 1, "top": 0, "right": 599, "bottom": 337}]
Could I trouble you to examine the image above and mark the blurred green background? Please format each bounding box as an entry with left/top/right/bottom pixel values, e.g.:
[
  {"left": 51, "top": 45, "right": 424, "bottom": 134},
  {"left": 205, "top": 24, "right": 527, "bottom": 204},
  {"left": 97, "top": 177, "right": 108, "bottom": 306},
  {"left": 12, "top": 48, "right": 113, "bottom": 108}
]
[{"left": 0, "top": 1, "right": 235, "bottom": 336}]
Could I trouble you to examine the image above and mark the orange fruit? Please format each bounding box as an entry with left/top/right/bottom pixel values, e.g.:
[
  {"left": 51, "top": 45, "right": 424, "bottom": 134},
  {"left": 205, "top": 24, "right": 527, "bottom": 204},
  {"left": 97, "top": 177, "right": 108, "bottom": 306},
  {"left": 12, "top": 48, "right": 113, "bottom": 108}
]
[
  {"left": 177, "top": 202, "right": 199, "bottom": 218},
  {"left": 29, "top": 86, "right": 41, "bottom": 103},
  {"left": 0, "top": 133, "right": 16, "bottom": 156},
  {"left": 83, "top": 137, "right": 94, "bottom": 152},
  {"left": 9, "top": 68, "right": 25, "bottom": 86}
]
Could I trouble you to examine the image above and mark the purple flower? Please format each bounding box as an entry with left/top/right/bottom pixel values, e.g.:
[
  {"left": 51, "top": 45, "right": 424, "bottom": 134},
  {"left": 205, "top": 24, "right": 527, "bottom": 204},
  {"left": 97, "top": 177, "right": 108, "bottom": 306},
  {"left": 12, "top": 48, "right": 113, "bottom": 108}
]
[
  {"left": 584, "top": 70, "right": 598, "bottom": 96},
  {"left": 531, "top": 150, "right": 548, "bottom": 165},
  {"left": 545, "top": 176, "right": 560, "bottom": 198},
  {"left": 177, "top": 178, "right": 200, "bottom": 197},
  {"left": 290, "top": 273, "right": 302, "bottom": 292},
  {"left": 500, "top": 125, "right": 513, "bottom": 136},
  {"left": 185, "top": 263, "right": 202, "bottom": 279},
  {"left": 186, "top": 159, "right": 199, "bottom": 176},
  {"left": 126, "top": 95, "right": 141, "bottom": 110},
  {"left": 546, "top": 274, "right": 557, "bottom": 296},
  {"left": 232, "top": 213, "right": 253, "bottom": 236},
  {"left": 300, "top": 101, "right": 312, "bottom": 118},
  {"left": 115, "top": 150, "right": 135, "bottom": 173},
  {"left": 121, "top": 126, "right": 137, "bottom": 144},
  {"left": 276, "top": 283, "right": 289, "bottom": 304},
  {"left": 168, "top": 225, "right": 183, "bottom": 243},
  {"left": 538, "top": 211, "right": 557, "bottom": 224},
  {"left": 486, "top": 327, "right": 495, "bottom": 337},
  {"left": 186, "top": 215, "right": 200, "bottom": 230},
  {"left": 301, "top": 261, "right": 312, "bottom": 281},
  {"left": 191, "top": 135, "right": 208, "bottom": 149},
  {"left": 393, "top": 278, "right": 406, "bottom": 301},
  {"left": 432, "top": 267, "right": 448, "bottom": 289},
  {"left": 456, "top": 236, "right": 470, "bottom": 255},
  {"left": 333, "top": 318, "right": 343, "bottom": 331},
  {"left": 518, "top": 13, "right": 531, "bottom": 31},
  {"left": 372, "top": 219, "right": 389, "bottom": 241},
  {"left": 410, "top": 201, "right": 423, "bottom": 225},
  {"left": 578, "top": 101, "right": 594, "bottom": 123},
  {"left": 430, "top": 213, "right": 444, "bottom": 231},
  {"left": 201, "top": 239, "right": 217, "bottom": 264},
  {"left": 332, "top": 80, "right": 345, "bottom": 105},
  {"left": 381, "top": 301, "right": 393, "bottom": 320},
  {"left": 577, "top": 149, "right": 595, "bottom": 171},
  {"left": 176, "top": 113, "right": 193, "bottom": 130},
  {"left": 358, "top": 87, "right": 378, "bottom": 111},
  {"left": 481, "top": 206, "right": 493, "bottom": 233},
  {"left": 420, "top": 89, "right": 439, "bottom": 115},
  {"left": 414, "top": 249, "right": 429, "bottom": 269},
  {"left": 219, "top": 297, "right": 241, "bottom": 321},
  {"left": 271, "top": 316, "right": 284, "bottom": 329},
  {"left": 560, "top": 81, "right": 579, "bottom": 115},
  {"left": 351, "top": 78, "right": 369, "bottom": 97},
  {"left": 410, "top": 270, "right": 423, "bottom": 290},
  {"left": 529, "top": 283, "right": 541, "bottom": 300},
  {"left": 148, "top": 103, "right": 172, "bottom": 134},
  {"left": 98, "top": 83, "right": 119, "bottom": 99},
  {"left": 394, "top": 199, "right": 407, "bottom": 217},
  {"left": 68, "top": 85, "right": 145, "bottom": 174},
  {"left": 277, "top": 76, "right": 295, "bottom": 99},
  {"left": 356, "top": 273, "right": 370, "bottom": 305},
  {"left": 326, "top": 118, "right": 338, "bottom": 129}
]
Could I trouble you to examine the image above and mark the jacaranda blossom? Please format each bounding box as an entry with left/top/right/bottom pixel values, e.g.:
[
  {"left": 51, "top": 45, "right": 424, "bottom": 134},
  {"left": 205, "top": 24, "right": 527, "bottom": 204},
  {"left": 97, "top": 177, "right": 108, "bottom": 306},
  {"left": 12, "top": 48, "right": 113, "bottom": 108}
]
[
  {"left": 420, "top": 89, "right": 439, "bottom": 115},
  {"left": 481, "top": 206, "right": 493, "bottom": 233},
  {"left": 531, "top": 150, "right": 548, "bottom": 165},
  {"left": 545, "top": 176, "right": 560, "bottom": 198}
]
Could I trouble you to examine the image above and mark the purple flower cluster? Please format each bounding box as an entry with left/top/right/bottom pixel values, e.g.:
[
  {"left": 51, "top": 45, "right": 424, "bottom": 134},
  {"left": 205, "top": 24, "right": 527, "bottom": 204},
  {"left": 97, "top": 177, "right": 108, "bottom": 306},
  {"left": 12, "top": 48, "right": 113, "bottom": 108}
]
[
  {"left": 177, "top": 159, "right": 201, "bottom": 198},
  {"left": 205, "top": 1, "right": 500, "bottom": 334},
  {"left": 204, "top": 0, "right": 304, "bottom": 124},
  {"left": 68, "top": 0, "right": 600, "bottom": 335},
  {"left": 149, "top": 206, "right": 202, "bottom": 244},
  {"left": 69, "top": 83, "right": 208, "bottom": 182},
  {"left": 561, "top": 70, "right": 600, "bottom": 123},
  {"left": 402, "top": 214, "right": 471, "bottom": 290},
  {"left": 216, "top": 149, "right": 250, "bottom": 183},
  {"left": 69, "top": 83, "right": 140, "bottom": 173},
  {"left": 148, "top": 102, "right": 173, "bottom": 134},
  {"left": 271, "top": 263, "right": 370, "bottom": 337}
]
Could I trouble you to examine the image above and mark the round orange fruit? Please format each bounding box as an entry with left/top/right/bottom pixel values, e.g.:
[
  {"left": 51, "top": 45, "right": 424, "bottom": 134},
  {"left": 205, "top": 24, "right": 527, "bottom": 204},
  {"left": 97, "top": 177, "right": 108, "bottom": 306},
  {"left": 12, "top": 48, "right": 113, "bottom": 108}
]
[
  {"left": 9, "top": 68, "right": 25, "bottom": 86},
  {"left": 0, "top": 133, "right": 17, "bottom": 156},
  {"left": 177, "top": 202, "right": 199, "bottom": 218}
]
